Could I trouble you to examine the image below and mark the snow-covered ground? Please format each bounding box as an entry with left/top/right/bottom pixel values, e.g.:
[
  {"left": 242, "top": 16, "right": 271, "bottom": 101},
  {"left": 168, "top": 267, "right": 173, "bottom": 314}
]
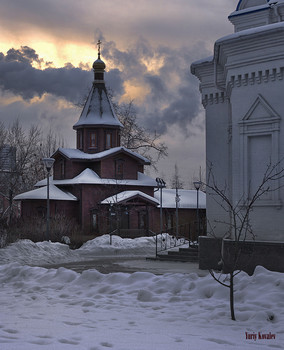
[{"left": 0, "top": 235, "right": 283, "bottom": 350}]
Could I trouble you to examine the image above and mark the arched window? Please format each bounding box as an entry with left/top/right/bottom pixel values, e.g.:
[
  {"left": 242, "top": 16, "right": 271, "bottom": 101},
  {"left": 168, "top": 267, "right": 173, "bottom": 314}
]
[
  {"left": 106, "top": 132, "right": 112, "bottom": 149},
  {"left": 89, "top": 131, "right": 97, "bottom": 149},
  {"left": 60, "top": 159, "right": 65, "bottom": 179},
  {"left": 77, "top": 130, "right": 83, "bottom": 150},
  {"left": 115, "top": 159, "right": 124, "bottom": 179}
]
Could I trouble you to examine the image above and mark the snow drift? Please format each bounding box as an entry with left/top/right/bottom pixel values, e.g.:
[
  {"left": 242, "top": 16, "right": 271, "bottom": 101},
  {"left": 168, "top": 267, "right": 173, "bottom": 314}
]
[{"left": 0, "top": 236, "right": 283, "bottom": 349}]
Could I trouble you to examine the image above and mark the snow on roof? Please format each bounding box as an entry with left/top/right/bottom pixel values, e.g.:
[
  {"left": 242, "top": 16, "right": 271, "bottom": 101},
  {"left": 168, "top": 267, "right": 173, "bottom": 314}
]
[
  {"left": 154, "top": 189, "right": 206, "bottom": 209},
  {"left": 229, "top": 4, "right": 269, "bottom": 18},
  {"left": 69, "top": 168, "right": 101, "bottom": 184},
  {"left": 215, "top": 21, "right": 284, "bottom": 45},
  {"left": 191, "top": 56, "right": 214, "bottom": 67},
  {"left": 101, "top": 191, "right": 159, "bottom": 205},
  {"left": 56, "top": 147, "right": 150, "bottom": 164},
  {"left": 236, "top": 0, "right": 269, "bottom": 11},
  {"left": 14, "top": 184, "right": 78, "bottom": 201},
  {"left": 73, "top": 85, "right": 123, "bottom": 129},
  {"left": 35, "top": 169, "right": 157, "bottom": 187}
]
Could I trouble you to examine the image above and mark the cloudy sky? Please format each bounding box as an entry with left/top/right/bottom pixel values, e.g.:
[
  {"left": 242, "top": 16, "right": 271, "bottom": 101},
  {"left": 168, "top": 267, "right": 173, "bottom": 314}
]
[{"left": 0, "top": 0, "right": 237, "bottom": 187}]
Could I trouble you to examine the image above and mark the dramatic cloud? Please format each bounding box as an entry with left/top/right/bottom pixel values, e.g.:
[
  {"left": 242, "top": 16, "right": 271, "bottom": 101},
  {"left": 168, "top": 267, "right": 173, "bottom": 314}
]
[
  {"left": 0, "top": 38, "right": 206, "bottom": 135},
  {"left": 0, "top": 46, "right": 124, "bottom": 103},
  {"left": 0, "top": 39, "right": 207, "bottom": 182},
  {"left": 0, "top": 92, "right": 78, "bottom": 146},
  {"left": 5, "top": 46, "right": 42, "bottom": 65},
  {"left": 0, "top": 0, "right": 236, "bottom": 53},
  {"left": 0, "top": 0, "right": 239, "bottom": 184},
  {"left": 101, "top": 38, "right": 208, "bottom": 135}
]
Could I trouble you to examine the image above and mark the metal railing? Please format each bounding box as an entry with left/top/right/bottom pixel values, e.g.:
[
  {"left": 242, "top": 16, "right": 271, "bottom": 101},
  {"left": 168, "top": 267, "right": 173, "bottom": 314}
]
[
  {"left": 154, "top": 232, "right": 188, "bottom": 256},
  {"left": 147, "top": 228, "right": 190, "bottom": 257},
  {"left": 109, "top": 229, "right": 118, "bottom": 245},
  {"left": 108, "top": 224, "right": 196, "bottom": 257}
]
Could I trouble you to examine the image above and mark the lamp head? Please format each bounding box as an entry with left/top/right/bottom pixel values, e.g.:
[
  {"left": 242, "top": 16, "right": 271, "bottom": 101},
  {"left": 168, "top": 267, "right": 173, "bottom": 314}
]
[
  {"left": 193, "top": 181, "right": 202, "bottom": 190},
  {"left": 42, "top": 158, "right": 55, "bottom": 172},
  {"left": 156, "top": 177, "right": 166, "bottom": 188}
]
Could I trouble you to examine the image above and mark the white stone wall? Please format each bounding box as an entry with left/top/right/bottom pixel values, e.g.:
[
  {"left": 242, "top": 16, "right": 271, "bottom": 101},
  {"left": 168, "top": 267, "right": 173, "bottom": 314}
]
[
  {"left": 229, "top": 67, "right": 284, "bottom": 241},
  {"left": 191, "top": 1, "right": 284, "bottom": 242}
]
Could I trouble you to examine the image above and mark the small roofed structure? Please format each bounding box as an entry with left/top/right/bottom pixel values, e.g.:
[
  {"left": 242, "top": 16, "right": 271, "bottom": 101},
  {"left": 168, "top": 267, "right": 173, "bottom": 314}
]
[
  {"left": 155, "top": 189, "right": 206, "bottom": 209},
  {"left": 154, "top": 189, "right": 206, "bottom": 241},
  {"left": 100, "top": 190, "right": 160, "bottom": 237}
]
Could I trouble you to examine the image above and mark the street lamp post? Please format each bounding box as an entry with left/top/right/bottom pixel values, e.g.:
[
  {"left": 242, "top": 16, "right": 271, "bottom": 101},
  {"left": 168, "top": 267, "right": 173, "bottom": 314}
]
[
  {"left": 193, "top": 181, "right": 202, "bottom": 242},
  {"left": 155, "top": 177, "right": 166, "bottom": 257},
  {"left": 175, "top": 187, "right": 180, "bottom": 240},
  {"left": 42, "top": 158, "right": 55, "bottom": 241}
]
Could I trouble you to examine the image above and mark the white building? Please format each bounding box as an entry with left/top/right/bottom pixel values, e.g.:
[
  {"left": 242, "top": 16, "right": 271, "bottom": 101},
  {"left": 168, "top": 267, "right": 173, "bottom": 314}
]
[{"left": 191, "top": 0, "right": 284, "bottom": 272}]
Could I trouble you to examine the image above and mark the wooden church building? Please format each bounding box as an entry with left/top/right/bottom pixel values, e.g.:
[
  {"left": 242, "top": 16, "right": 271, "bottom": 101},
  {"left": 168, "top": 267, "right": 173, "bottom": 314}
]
[
  {"left": 14, "top": 46, "right": 206, "bottom": 239},
  {"left": 14, "top": 48, "right": 163, "bottom": 236}
]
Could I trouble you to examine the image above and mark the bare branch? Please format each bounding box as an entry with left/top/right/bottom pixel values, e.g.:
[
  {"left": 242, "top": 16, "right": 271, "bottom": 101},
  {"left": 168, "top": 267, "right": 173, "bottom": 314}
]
[
  {"left": 205, "top": 158, "right": 284, "bottom": 320},
  {"left": 209, "top": 270, "right": 230, "bottom": 288}
]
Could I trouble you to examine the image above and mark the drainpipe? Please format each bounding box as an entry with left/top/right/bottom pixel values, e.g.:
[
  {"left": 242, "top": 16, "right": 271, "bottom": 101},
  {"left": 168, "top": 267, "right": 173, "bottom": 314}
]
[
  {"left": 214, "top": 44, "right": 226, "bottom": 92},
  {"left": 270, "top": 2, "right": 281, "bottom": 22}
]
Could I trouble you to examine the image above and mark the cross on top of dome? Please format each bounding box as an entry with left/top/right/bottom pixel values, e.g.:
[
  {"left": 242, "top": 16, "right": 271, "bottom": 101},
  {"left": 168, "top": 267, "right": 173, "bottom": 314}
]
[
  {"left": 97, "top": 39, "right": 102, "bottom": 59},
  {"left": 93, "top": 39, "right": 106, "bottom": 72}
]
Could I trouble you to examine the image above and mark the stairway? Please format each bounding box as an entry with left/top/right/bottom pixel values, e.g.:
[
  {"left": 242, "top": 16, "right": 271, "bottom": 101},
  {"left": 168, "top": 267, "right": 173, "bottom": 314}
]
[{"left": 155, "top": 246, "right": 199, "bottom": 262}]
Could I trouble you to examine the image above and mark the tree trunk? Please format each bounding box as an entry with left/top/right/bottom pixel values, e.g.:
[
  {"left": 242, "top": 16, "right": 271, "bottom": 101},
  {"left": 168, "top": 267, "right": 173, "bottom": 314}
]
[{"left": 230, "top": 272, "right": 236, "bottom": 321}]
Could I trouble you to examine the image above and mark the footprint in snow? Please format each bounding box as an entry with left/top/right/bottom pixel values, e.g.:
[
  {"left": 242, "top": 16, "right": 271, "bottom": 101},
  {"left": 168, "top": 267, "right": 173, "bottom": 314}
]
[
  {"left": 100, "top": 341, "right": 113, "bottom": 347},
  {"left": 3, "top": 329, "right": 18, "bottom": 334}
]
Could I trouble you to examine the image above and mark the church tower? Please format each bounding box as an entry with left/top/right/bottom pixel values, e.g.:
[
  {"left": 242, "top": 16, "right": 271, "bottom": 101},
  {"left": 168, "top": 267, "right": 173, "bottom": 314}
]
[{"left": 73, "top": 40, "right": 123, "bottom": 154}]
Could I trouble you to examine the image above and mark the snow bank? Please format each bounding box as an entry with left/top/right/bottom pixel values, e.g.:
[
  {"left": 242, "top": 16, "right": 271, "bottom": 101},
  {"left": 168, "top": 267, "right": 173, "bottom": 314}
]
[
  {"left": 0, "top": 262, "right": 283, "bottom": 349},
  {"left": 0, "top": 239, "right": 76, "bottom": 265},
  {"left": 0, "top": 234, "right": 187, "bottom": 266},
  {"left": 79, "top": 234, "right": 157, "bottom": 256}
]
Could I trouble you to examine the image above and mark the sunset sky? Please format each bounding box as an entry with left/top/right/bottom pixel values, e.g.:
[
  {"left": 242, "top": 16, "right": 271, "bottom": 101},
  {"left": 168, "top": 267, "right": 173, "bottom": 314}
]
[{"left": 0, "top": 0, "right": 237, "bottom": 186}]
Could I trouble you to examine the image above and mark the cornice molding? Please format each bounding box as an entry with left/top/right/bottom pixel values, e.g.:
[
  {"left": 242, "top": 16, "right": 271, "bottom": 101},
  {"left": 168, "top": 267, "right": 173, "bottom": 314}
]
[
  {"left": 202, "top": 91, "right": 226, "bottom": 107},
  {"left": 202, "top": 66, "right": 283, "bottom": 106},
  {"left": 227, "top": 67, "right": 283, "bottom": 92}
]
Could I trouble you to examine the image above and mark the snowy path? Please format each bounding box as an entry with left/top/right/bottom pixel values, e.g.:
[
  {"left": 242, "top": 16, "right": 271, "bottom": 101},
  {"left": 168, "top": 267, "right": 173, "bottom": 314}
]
[
  {"left": 0, "top": 236, "right": 283, "bottom": 349},
  {"left": 42, "top": 257, "right": 208, "bottom": 275}
]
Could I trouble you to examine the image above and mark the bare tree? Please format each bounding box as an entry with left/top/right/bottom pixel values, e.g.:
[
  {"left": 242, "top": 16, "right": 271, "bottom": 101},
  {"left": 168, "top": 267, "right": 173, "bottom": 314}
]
[
  {"left": 190, "top": 166, "right": 205, "bottom": 190},
  {"left": 205, "top": 159, "right": 284, "bottom": 321},
  {"left": 114, "top": 100, "right": 168, "bottom": 170},
  {"left": 170, "top": 163, "right": 184, "bottom": 189},
  {"left": 0, "top": 120, "right": 64, "bottom": 222}
]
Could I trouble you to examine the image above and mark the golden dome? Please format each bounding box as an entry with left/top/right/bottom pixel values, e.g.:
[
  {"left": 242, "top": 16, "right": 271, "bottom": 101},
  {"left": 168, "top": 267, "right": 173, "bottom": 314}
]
[{"left": 93, "top": 58, "right": 106, "bottom": 71}]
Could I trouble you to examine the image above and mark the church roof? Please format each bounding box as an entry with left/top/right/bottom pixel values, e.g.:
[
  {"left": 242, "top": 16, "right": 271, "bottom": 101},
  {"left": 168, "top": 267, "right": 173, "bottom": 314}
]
[
  {"left": 54, "top": 147, "right": 151, "bottom": 164},
  {"left": 216, "top": 21, "right": 284, "bottom": 44},
  {"left": 14, "top": 184, "right": 78, "bottom": 201},
  {"left": 192, "top": 21, "right": 284, "bottom": 76},
  {"left": 73, "top": 43, "right": 122, "bottom": 130},
  {"left": 101, "top": 190, "right": 159, "bottom": 206},
  {"left": 236, "top": 0, "right": 269, "bottom": 11},
  {"left": 35, "top": 169, "right": 157, "bottom": 187},
  {"left": 73, "top": 84, "right": 123, "bottom": 129}
]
